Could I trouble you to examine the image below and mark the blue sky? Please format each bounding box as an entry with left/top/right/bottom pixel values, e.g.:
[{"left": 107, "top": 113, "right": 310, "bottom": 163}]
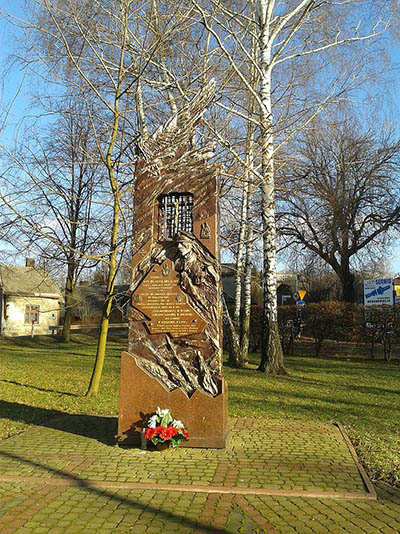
[
  {"left": 0, "top": 1, "right": 31, "bottom": 143},
  {"left": 1, "top": 2, "right": 400, "bottom": 274}
]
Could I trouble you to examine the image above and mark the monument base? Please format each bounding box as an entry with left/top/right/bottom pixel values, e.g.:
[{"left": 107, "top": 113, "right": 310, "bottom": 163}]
[{"left": 117, "top": 352, "right": 228, "bottom": 448}]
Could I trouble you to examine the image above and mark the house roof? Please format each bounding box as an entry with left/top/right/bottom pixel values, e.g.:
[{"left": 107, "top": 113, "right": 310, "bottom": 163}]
[
  {"left": 0, "top": 266, "right": 62, "bottom": 298},
  {"left": 221, "top": 263, "right": 236, "bottom": 276},
  {"left": 74, "top": 284, "right": 130, "bottom": 313}
]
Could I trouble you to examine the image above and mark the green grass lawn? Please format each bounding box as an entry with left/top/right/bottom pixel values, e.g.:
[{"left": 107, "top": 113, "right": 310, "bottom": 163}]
[
  {"left": 0, "top": 335, "right": 399, "bottom": 487},
  {"left": 0, "top": 335, "right": 122, "bottom": 438}
]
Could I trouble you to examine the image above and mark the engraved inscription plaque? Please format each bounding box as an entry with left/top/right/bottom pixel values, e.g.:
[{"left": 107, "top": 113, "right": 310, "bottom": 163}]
[{"left": 132, "top": 259, "right": 206, "bottom": 337}]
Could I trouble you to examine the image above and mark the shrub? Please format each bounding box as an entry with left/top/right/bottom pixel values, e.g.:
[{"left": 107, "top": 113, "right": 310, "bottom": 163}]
[
  {"left": 303, "top": 301, "right": 357, "bottom": 357},
  {"left": 356, "top": 305, "right": 400, "bottom": 361},
  {"left": 277, "top": 305, "right": 299, "bottom": 355}
]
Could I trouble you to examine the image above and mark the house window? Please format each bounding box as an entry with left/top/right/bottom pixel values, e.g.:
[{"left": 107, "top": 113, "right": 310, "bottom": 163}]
[
  {"left": 159, "top": 193, "right": 193, "bottom": 238},
  {"left": 25, "top": 305, "right": 40, "bottom": 324}
]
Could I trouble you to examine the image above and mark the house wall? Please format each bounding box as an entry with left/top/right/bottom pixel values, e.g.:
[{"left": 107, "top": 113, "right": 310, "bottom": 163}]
[{"left": 1, "top": 295, "right": 60, "bottom": 337}]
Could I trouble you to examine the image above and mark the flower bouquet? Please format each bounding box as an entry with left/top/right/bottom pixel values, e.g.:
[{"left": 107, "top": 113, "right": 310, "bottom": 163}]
[{"left": 144, "top": 407, "right": 189, "bottom": 449}]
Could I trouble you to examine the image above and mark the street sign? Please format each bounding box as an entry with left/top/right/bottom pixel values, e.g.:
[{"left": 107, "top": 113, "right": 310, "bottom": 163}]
[
  {"left": 394, "top": 285, "right": 400, "bottom": 305},
  {"left": 297, "top": 289, "right": 307, "bottom": 300},
  {"left": 296, "top": 300, "right": 306, "bottom": 307},
  {"left": 363, "top": 278, "right": 393, "bottom": 306}
]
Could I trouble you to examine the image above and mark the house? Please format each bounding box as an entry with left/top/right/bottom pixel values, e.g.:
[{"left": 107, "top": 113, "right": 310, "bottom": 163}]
[
  {"left": 221, "top": 263, "right": 297, "bottom": 306},
  {"left": 72, "top": 283, "right": 131, "bottom": 324},
  {"left": 221, "top": 263, "right": 239, "bottom": 305},
  {"left": 276, "top": 272, "right": 298, "bottom": 305},
  {"left": 0, "top": 261, "right": 62, "bottom": 337}
]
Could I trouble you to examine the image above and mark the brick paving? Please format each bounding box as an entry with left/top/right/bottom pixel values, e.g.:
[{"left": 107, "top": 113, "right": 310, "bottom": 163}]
[{"left": 0, "top": 416, "right": 399, "bottom": 532}]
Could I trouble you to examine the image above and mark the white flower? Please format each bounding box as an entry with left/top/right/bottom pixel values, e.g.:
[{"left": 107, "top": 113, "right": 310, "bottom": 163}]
[
  {"left": 172, "top": 419, "right": 184, "bottom": 429},
  {"left": 156, "top": 407, "right": 171, "bottom": 417},
  {"left": 148, "top": 414, "right": 157, "bottom": 428}
]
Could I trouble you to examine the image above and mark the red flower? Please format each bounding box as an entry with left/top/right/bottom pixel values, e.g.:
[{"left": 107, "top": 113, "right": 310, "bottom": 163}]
[
  {"left": 144, "top": 428, "right": 155, "bottom": 439},
  {"left": 168, "top": 427, "right": 178, "bottom": 437},
  {"left": 145, "top": 415, "right": 189, "bottom": 446},
  {"left": 157, "top": 426, "right": 170, "bottom": 440}
]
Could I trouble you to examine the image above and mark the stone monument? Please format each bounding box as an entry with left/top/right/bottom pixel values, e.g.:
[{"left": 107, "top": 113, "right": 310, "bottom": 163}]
[{"left": 117, "top": 81, "right": 228, "bottom": 448}]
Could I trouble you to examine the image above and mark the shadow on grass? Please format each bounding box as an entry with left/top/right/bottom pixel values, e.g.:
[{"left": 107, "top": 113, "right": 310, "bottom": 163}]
[
  {"left": 0, "top": 335, "right": 85, "bottom": 348},
  {"left": 0, "top": 450, "right": 232, "bottom": 534},
  {"left": 232, "top": 385, "right": 400, "bottom": 413},
  {"left": 0, "top": 380, "right": 79, "bottom": 397},
  {"left": 289, "top": 357, "right": 400, "bottom": 370},
  {"left": 229, "top": 354, "right": 400, "bottom": 378},
  {"left": 282, "top": 374, "right": 400, "bottom": 397},
  {"left": 0, "top": 400, "right": 116, "bottom": 446},
  {"left": 0, "top": 335, "right": 125, "bottom": 350},
  {"left": 227, "top": 388, "right": 399, "bottom": 435}
]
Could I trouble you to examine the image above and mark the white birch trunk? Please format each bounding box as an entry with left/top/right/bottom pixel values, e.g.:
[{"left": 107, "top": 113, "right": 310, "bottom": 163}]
[
  {"left": 233, "top": 177, "right": 248, "bottom": 328},
  {"left": 257, "top": 0, "right": 285, "bottom": 373},
  {"left": 239, "top": 23, "right": 257, "bottom": 364},
  {"left": 226, "top": 160, "right": 249, "bottom": 367},
  {"left": 240, "top": 139, "right": 255, "bottom": 364},
  {"left": 223, "top": 295, "right": 241, "bottom": 367}
]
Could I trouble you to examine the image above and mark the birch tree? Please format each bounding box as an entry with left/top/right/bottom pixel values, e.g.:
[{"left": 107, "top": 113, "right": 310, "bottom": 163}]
[
  {"left": 191, "top": 0, "right": 395, "bottom": 374},
  {"left": 225, "top": 34, "right": 259, "bottom": 368},
  {"left": 2, "top": 0, "right": 397, "bottom": 385}
]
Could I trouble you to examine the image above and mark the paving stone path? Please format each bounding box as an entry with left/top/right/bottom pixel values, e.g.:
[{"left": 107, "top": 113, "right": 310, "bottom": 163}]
[{"left": 0, "top": 416, "right": 399, "bottom": 533}]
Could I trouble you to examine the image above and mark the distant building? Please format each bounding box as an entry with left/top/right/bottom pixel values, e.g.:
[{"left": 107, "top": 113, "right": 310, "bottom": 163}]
[
  {"left": 276, "top": 273, "right": 298, "bottom": 305},
  {"left": 0, "top": 261, "right": 62, "bottom": 337},
  {"left": 222, "top": 264, "right": 297, "bottom": 306},
  {"left": 71, "top": 283, "right": 130, "bottom": 324},
  {"left": 221, "top": 264, "right": 238, "bottom": 304}
]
